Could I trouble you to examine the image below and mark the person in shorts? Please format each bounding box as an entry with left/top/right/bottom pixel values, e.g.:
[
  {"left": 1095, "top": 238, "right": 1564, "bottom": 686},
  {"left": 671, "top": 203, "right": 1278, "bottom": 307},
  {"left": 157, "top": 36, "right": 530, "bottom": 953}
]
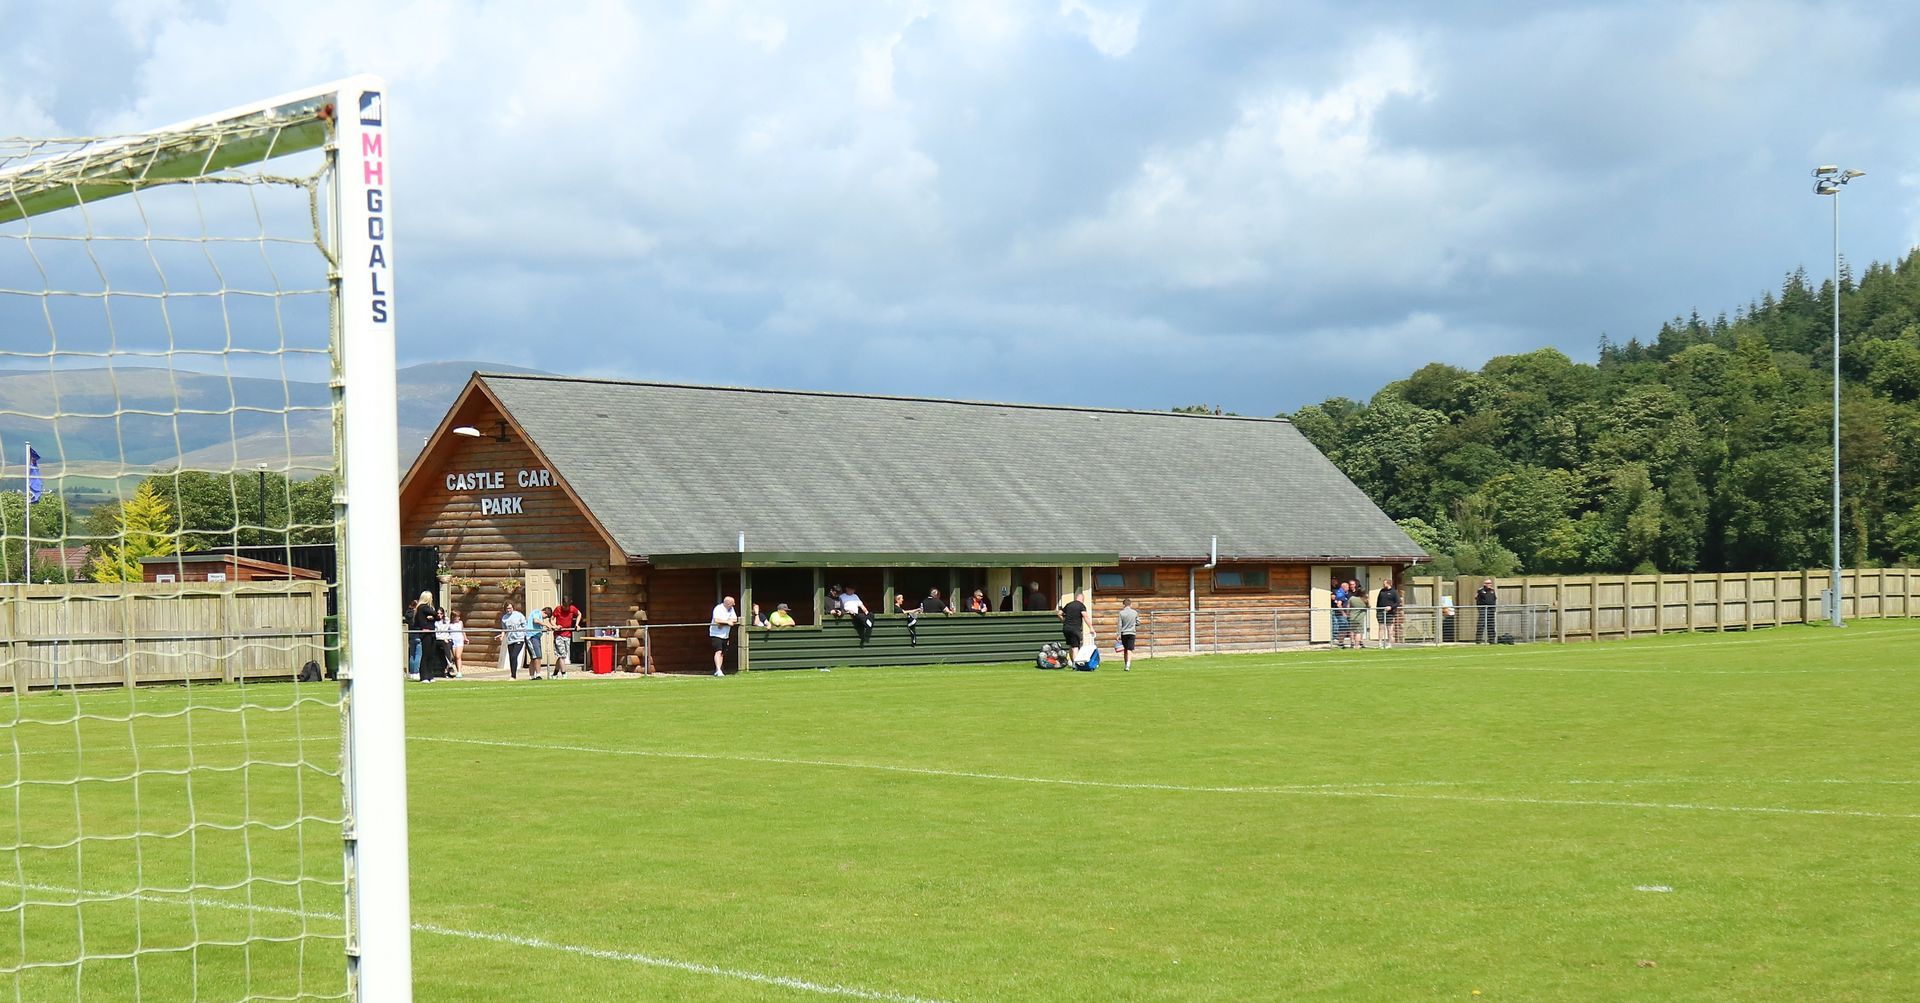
[
  {"left": 1059, "top": 591, "right": 1088, "bottom": 651},
  {"left": 1115, "top": 597, "right": 1139, "bottom": 670},
  {"left": 551, "top": 596, "right": 581, "bottom": 675},
  {"left": 710, "top": 595, "right": 739, "bottom": 675},
  {"left": 1375, "top": 579, "right": 1403, "bottom": 648},
  {"left": 523, "top": 606, "right": 548, "bottom": 677}
]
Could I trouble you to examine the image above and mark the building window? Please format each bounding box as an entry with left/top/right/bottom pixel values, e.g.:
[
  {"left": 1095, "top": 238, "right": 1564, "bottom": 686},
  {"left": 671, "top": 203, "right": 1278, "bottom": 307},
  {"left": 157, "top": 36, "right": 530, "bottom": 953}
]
[
  {"left": 1212, "top": 566, "right": 1269, "bottom": 591},
  {"left": 1094, "top": 567, "right": 1154, "bottom": 594}
]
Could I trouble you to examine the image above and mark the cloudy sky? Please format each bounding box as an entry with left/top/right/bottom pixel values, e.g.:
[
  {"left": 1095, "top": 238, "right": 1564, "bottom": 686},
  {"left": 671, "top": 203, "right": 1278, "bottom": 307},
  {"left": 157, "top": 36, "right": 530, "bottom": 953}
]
[{"left": 6, "top": 0, "right": 1919, "bottom": 415}]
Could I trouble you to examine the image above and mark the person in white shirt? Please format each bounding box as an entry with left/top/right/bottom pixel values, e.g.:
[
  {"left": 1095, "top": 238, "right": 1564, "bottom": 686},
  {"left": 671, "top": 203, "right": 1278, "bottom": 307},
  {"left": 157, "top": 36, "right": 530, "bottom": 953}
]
[
  {"left": 446, "top": 611, "right": 466, "bottom": 677},
  {"left": 709, "top": 596, "right": 739, "bottom": 676},
  {"left": 841, "top": 588, "right": 873, "bottom": 644},
  {"left": 500, "top": 603, "right": 529, "bottom": 679}
]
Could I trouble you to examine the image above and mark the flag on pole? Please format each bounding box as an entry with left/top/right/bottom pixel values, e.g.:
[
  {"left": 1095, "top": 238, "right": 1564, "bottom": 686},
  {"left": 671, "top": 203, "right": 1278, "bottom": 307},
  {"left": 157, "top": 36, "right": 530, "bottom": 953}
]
[{"left": 27, "top": 446, "right": 44, "bottom": 504}]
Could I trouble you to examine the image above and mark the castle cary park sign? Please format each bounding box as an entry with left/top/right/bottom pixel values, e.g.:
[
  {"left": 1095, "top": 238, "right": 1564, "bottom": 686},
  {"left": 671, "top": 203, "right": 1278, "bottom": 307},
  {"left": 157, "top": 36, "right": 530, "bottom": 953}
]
[{"left": 444, "top": 467, "right": 553, "bottom": 516}]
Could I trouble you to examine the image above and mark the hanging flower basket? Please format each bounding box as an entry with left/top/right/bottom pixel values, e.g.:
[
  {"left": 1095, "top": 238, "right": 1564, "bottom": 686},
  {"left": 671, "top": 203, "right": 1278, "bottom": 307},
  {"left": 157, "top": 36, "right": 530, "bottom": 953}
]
[
  {"left": 592, "top": 577, "right": 610, "bottom": 594},
  {"left": 497, "top": 577, "right": 524, "bottom": 593}
]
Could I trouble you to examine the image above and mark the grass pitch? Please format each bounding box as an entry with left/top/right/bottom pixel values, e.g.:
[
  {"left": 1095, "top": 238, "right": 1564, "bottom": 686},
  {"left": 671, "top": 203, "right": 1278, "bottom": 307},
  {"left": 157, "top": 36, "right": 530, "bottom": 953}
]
[{"left": 7, "top": 621, "right": 1919, "bottom": 1000}]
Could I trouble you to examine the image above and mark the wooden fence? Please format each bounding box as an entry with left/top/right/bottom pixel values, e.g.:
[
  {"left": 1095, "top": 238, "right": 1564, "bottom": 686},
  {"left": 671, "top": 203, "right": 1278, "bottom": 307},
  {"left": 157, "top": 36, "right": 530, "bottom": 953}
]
[
  {"left": 1403, "top": 567, "right": 1916, "bottom": 642},
  {"left": 1, "top": 581, "right": 328, "bottom": 691}
]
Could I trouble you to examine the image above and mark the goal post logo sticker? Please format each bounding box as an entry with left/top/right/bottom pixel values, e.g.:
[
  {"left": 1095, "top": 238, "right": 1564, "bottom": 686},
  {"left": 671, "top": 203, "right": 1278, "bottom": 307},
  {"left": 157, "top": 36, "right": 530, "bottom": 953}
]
[{"left": 355, "top": 88, "right": 391, "bottom": 324}]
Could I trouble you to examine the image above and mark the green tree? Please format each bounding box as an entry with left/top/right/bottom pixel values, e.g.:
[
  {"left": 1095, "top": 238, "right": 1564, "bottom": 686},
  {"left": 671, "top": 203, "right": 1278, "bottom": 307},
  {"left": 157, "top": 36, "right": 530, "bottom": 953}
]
[{"left": 88, "top": 482, "right": 178, "bottom": 583}]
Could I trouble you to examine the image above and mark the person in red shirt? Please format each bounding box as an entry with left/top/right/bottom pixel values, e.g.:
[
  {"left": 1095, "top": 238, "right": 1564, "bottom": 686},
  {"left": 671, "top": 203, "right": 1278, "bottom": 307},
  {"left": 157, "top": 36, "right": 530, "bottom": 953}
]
[{"left": 551, "top": 597, "right": 582, "bottom": 676}]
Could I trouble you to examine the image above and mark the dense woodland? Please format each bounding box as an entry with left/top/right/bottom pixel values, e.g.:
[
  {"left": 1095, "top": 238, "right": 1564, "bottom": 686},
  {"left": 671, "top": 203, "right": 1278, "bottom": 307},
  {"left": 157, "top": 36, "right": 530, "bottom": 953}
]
[{"left": 1291, "top": 247, "right": 1920, "bottom": 576}]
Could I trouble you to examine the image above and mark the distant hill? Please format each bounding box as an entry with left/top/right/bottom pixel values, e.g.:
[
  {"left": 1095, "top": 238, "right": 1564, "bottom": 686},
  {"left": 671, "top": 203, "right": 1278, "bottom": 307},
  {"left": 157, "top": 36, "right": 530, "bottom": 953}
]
[{"left": 0, "top": 361, "right": 545, "bottom": 476}]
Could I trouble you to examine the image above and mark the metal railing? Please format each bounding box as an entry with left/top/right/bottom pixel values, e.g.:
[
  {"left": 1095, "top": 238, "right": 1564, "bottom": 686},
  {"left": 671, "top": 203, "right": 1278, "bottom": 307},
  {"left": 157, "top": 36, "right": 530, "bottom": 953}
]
[{"left": 1137, "top": 604, "right": 1557, "bottom": 656}]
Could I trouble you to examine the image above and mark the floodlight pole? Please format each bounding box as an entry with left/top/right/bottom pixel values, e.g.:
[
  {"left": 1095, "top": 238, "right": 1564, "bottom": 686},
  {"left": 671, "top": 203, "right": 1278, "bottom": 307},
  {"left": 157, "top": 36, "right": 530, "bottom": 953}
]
[{"left": 1813, "top": 166, "right": 1862, "bottom": 627}]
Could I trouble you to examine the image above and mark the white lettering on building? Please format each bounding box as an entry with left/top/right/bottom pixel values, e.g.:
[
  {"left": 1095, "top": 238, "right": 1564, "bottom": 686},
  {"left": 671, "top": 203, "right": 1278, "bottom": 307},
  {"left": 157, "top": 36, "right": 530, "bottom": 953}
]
[
  {"left": 443, "top": 466, "right": 550, "bottom": 516},
  {"left": 479, "top": 496, "right": 524, "bottom": 516}
]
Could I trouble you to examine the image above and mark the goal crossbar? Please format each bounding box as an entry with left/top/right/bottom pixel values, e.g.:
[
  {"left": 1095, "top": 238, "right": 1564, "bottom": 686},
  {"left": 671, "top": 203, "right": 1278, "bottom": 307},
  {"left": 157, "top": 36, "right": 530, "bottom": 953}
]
[{"left": 0, "top": 90, "right": 337, "bottom": 225}]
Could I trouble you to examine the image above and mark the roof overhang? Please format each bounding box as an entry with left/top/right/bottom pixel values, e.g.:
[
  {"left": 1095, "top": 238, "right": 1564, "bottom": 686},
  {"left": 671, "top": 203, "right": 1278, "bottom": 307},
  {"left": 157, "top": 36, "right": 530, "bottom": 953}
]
[{"left": 644, "top": 551, "right": 1121, "bottom": 570}]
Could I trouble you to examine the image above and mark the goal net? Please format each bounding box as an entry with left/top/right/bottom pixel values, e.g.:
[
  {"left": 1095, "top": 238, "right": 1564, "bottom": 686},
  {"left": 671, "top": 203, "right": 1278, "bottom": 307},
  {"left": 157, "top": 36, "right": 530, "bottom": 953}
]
[{"left": 0, "top": 78, "right": 411, "bottom": 1000}]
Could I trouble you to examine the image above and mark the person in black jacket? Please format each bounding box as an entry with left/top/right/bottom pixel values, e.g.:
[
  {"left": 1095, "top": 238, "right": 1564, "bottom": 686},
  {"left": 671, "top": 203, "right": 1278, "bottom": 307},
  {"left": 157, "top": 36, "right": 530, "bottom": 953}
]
[
  {"left": 1375, "top": 580, "right": 1403, "bottom": 648},
  {"left": 1474, "top": 578, "right": 1498, "bottom": 643}
]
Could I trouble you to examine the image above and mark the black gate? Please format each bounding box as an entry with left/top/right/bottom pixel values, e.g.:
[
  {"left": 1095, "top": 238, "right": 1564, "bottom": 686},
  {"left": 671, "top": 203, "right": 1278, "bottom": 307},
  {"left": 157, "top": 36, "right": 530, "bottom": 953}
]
[{"left": 401, "top": 546, "right": 441, "bottom": 609}]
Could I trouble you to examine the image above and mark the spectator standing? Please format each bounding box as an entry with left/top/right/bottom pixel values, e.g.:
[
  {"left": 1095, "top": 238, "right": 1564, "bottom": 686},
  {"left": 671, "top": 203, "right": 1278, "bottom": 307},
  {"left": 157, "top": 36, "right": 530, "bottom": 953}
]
[
  {"left": 1332, "top": 580, "right": 1352, "bottom": 648},
  {"left": 1060, "top": 591, "right": 1089, "bottom": 652},
  {"left": 1025, "top": 581, "right": 1049, "bottom": 613},
  {"left": 447, "top": 611, "right": 467, "bottom": 677},
  {"left": 1439, "top": 594, "right": 1456, "bottom": 643},
  {"left": 551, "top": 596, "right": 581, "bottom": 675},
  {"left": 524, "top": 606, "right": 548, "bottom": 678},
  {"left": 1376, "top": 579, "right": 1403, "bottom": 648},
  {"left": 500, "top": 603, "right": 528, "bottom": 679},
  {"left": 969, "top": 589, "right": 990, "bottom": 615},
  {"left": 710, "top": 595, "right": 739, "bottom": 675},
  {"left": 1347, "top": 581, "right": 1370, "bottom": 648},
  {"left": 920, "top": 588, "right": 951, "bottom": 614},
  {"left": 1115, "top": 597, "right": 1139, "bottom": 671},
  {"left": 1475, "top": 578, "right": 1498, "bottom": 643},
  {"left": 825, "top": 585, "right": 845, "bottom": 617},
  {"left": 752, "top": 602, "right": 771, "bottom": 629},
  {"left": 405, "top": 598, "right": 423, "bottom": 678},
  {"left": 769, "top": 604, "right": 796, "bottom": 628},
  {"left": 432, "top": 610, "right": 456, "bottom": 680},
  {"left": 998, "top": 587, "right": 1013, "bottom": 612},
  {"left": 409, "top": 593, "right": 439, "bottom": 681}
]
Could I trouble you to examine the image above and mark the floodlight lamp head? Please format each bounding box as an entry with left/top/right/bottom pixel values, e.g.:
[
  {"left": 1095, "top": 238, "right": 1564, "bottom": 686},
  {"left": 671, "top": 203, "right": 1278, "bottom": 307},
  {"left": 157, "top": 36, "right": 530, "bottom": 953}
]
[
  {"left": 1813, "top": 165, "right": 1839, "bottom": 176},
  {"left": 1842, "top": 169, "right": 1866, "bottom": 180},
  {"left": 450, "top": 425, "right": 482, "bottom": 437},
  {"left": 1814, "top": 180, "right": 1839, "bottom": 195}
]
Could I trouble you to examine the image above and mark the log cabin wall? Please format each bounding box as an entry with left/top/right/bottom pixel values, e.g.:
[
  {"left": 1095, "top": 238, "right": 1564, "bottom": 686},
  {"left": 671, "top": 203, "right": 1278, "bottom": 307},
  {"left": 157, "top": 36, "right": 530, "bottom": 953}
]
[
  {"left": 644, "top": 568, "right": 726, "bottom": 673},
  {"left": 1090, "top": 562, "right": 1314, "bottom": 652},
  {"left": 401, "top": 393, "right": 642, "bottom": 667}
]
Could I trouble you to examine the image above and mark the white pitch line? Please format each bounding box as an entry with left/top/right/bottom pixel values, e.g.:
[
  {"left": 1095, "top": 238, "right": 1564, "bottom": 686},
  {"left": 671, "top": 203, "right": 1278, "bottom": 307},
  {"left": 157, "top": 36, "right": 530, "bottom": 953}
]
[
  {"left": 415, "top": 735, "right": 1920, "bottom": 820},
  {"left": 0, "top": 880, "right": 953, "bottom": 1003},
  {"left": 415, "top": 735, "right": 1274, "bottom": 794}
]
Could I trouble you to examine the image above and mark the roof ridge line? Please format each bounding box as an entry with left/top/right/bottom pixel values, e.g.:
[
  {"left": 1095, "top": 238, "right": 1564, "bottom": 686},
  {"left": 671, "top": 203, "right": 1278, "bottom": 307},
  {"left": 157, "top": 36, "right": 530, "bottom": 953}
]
[{"left": 475, "top": 372, "right": 1291, "bottom": 424}]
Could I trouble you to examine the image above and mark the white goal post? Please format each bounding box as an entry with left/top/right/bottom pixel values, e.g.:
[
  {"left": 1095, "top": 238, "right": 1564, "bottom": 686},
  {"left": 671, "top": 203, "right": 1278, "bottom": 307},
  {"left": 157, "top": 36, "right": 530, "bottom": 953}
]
[{"left": 0, "top": 76, "right": 411, "bottom": 1000}]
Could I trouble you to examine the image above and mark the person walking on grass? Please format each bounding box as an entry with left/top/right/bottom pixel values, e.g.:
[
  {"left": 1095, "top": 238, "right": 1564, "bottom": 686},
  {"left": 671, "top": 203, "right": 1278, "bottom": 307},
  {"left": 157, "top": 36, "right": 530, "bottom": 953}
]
[
  {"left": 500, "top": 603, "right": 528, "bottom": 679},
  {"left": 1115, "top": 597, "right": 1139, "bottom": 670},
  {"left": 1060, "top": 590, "right": 1089, "bottom": 653},
  {"left": 710, "top": 595, "right": 739, "bottom": 675}
]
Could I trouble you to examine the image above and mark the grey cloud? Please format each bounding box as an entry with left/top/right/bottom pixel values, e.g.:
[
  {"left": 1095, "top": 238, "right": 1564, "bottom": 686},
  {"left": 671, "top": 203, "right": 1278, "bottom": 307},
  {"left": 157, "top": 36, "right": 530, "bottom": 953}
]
[{"left": 4, "top": 1, "right": 1919, "bottom": 417}]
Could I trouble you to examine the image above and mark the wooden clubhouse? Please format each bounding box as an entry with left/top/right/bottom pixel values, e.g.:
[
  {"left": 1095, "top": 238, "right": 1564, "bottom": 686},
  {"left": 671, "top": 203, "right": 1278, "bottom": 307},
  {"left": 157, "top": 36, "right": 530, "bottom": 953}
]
[{"left": 399, "top": 374, "right": 1427, "bottom": 673}]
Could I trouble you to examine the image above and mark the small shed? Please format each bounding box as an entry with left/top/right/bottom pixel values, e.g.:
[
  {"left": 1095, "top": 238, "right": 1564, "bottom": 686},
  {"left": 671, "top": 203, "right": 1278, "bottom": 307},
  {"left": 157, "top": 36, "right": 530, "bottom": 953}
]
[{"left": 141, "top": 553, "right": 326, "bottom": 584}]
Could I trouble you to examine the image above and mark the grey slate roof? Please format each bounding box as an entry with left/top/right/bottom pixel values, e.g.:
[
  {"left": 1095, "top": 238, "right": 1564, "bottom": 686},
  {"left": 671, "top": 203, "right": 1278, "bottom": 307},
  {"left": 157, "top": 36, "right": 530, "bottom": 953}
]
[{"left": 479, "top": 375, "right": 1425, "bottom": 564}]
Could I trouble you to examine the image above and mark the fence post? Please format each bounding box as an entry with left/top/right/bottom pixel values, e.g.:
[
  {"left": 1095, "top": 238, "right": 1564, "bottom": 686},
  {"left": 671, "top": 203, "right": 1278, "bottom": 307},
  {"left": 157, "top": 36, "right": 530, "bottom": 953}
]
[
  {"left": 219, "top": 585, "right": 237, "bottom": 683},
  {"left": 1588, "top": 578, "right": 1599, "bottom": 642},
  {"left": 121, "top": 594, "right": 138, "bottom": 689},
  {"left": 1744, "top": 572, "right": 1755, "bottom": 632},
  {"left": 4, "top": 591, "right": 21, "bottom": 695}
]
